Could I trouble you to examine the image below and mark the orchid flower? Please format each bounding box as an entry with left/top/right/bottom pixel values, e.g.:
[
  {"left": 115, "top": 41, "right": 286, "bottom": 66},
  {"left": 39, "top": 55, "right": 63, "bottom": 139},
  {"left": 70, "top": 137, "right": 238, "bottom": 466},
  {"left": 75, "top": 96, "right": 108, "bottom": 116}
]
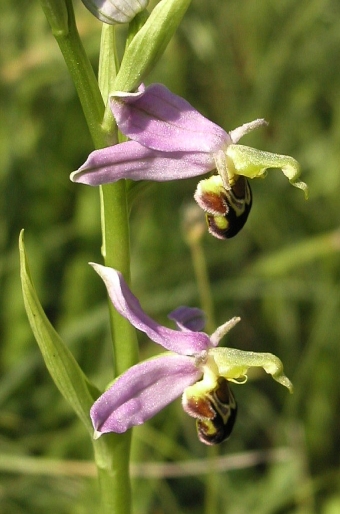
[
  {"left": 71, "top": 84, "right": 308, "bottom": 239},
  {"left": 90, "top": 263, "right": 293, "bottom": 445}
]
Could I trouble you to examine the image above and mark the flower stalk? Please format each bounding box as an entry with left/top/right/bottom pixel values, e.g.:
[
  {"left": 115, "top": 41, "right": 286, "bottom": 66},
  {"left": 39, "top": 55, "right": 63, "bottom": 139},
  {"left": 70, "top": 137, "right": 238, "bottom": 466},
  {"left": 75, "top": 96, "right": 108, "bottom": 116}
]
[
  {"left": 94, "top": 22, "right": 138, "bottom": 514},
  {"left": 39, "top": 0, "right": 106, "bottom": 148},
  {"left": 38, "top": 2, "right": 138, "bottom": 513}
]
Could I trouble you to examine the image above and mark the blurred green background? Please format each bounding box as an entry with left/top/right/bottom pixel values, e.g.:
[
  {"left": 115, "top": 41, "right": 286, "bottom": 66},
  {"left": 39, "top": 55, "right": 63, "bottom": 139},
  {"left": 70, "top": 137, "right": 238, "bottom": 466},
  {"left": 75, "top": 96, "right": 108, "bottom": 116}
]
[{"left": 1, "top": 0, "right": 340, "bottom": 512}]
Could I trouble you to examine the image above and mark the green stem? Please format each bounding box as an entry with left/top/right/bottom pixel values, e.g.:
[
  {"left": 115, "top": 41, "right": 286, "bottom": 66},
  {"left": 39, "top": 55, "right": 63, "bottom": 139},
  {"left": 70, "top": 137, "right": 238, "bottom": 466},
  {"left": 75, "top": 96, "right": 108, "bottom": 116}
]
[
  {"left": 204, "top": 446, "right": 220, "bottom": 514},
  {"left": 95, "top": 24, "right": 138, "bottom": 514},
  {"left": 98, "top": 24, "right": 139, "bottom": 376},
  {"left": 41, "top": 0, "right": 106, "bottom": 148},
  {"left": 93, "top": 433, "right": 133, "bottom": 514},
  {"left": 100, "top": 181, "right": 139, "bottom": 374},
  {"left": 185, "top": 233, "right": 219, "bottom": 514},
  {"left": 188, "top": 238, "right": 216, "bottom": 333},
  {"left": 39, "top": 4, "right": 138, "bottom": 513}
]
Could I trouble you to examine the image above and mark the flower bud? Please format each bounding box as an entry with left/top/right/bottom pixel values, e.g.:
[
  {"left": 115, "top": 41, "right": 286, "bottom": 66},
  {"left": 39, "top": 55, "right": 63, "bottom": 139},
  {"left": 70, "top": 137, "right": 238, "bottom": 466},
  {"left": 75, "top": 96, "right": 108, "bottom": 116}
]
[{"left": 81, "top": 0, "right": 149, "bottom": 24}]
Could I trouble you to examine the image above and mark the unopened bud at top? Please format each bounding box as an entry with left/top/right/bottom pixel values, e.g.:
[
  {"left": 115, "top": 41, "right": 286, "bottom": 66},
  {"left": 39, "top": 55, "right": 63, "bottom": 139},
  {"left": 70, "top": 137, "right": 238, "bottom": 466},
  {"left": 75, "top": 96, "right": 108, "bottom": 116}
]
[{"left": 81, "top": 0, "right": 149, "bottom": 24}]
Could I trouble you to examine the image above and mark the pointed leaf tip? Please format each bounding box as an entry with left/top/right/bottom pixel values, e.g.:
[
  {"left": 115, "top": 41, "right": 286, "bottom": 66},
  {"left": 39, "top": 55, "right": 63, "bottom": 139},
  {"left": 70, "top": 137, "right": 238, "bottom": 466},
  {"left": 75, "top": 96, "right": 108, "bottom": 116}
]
[{"left": 19, "top": 232, "right": 99, "bottom": 434}]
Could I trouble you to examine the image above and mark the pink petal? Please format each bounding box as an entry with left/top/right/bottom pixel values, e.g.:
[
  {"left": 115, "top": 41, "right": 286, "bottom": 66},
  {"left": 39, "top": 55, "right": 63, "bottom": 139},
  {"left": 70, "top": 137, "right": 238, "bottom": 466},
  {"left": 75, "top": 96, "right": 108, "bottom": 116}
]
[
  {"left": 71, "top": 141, "right": 214, "bottom": 185},
  {"left": 209, "top": 317, "right": 241, "bottom": 347},
  {"left": 168, "top": 306, "right": 206, "bottom": 332},
  {"left": 90, "top": 354, "right": 202, "bottom": 434},
  {"left": 110, "top": 84, "right": 231, "bottom": 153},
  {"left": 229, "top": 119, "right": 268, "bottom": 143},
  {"left": 90, "top": 264, "right": 211, "bottom": 355}
]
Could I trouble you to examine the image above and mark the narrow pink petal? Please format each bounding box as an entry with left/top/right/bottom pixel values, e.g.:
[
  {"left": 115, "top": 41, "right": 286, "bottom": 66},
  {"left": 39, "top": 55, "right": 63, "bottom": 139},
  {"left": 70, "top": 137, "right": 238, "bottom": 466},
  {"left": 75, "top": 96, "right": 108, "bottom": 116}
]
[
  {"left": 90, "top": 354, "right": 202, "bottom": 434},
  {"left": 110, "top": 83, "right": 231, "bottom": 153},
  {"left": 229, "top": 119, "right": 268, "bottom": 143},
  {"left": 70, "top": 141, "right": 214, "bottom": 185},
  {"left": 168, "top": 306, "right": 206, "bottom": 332},
  {"left": 90, "top": 264, "right": 211, "bottom": 355},
  {"left": 209, "top": 317, "right": 241, "bottom": 347}
]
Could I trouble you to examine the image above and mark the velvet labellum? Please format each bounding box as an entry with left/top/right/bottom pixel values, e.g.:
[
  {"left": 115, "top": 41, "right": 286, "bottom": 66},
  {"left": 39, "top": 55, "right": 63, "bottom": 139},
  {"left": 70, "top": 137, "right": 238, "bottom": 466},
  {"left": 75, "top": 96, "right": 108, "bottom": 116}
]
[{"left": 195, "top": 175, "right": 252, "bottom": 239}]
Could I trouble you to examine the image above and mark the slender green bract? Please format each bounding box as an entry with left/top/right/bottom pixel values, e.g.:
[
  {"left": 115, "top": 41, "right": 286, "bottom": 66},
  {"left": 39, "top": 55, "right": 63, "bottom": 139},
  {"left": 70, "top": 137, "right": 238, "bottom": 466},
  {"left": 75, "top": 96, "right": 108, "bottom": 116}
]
[
  {"left": 19, "top": 230, "right": 134, "bottom": 514},
  {"left": 115, "top": 0, "right": 192, "bottom": 91},
  {"left": 19, "top": 231, "right": 99, "bottom": 435}
]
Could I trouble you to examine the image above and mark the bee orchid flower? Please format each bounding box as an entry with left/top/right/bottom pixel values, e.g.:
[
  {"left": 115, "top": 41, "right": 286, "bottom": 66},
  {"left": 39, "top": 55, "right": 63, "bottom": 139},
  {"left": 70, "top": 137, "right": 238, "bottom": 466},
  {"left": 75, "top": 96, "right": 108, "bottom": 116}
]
[
  {"left": 71, "top": 84, "right": 308, "bottom": 239},
  {"left": 90, "top": 263, "right": 293, "bottom": 445}
]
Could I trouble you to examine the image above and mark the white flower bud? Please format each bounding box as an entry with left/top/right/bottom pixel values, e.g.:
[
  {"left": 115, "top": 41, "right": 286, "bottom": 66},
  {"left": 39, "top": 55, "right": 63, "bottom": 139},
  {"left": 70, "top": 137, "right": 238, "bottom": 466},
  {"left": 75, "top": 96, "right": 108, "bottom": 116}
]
[{"left": 82, "top": 0, "right": 149, "bottom": 24}]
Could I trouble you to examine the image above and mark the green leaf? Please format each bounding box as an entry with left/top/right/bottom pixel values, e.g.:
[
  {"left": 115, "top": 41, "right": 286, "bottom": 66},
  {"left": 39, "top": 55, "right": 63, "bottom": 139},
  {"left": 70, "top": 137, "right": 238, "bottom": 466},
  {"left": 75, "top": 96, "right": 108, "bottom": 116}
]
[
  {"left": 19, "top": 230, "right": 100, "bottom": 435},
  {"left": 114, "top": 0, "right": 192, "bottom": 91}
]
